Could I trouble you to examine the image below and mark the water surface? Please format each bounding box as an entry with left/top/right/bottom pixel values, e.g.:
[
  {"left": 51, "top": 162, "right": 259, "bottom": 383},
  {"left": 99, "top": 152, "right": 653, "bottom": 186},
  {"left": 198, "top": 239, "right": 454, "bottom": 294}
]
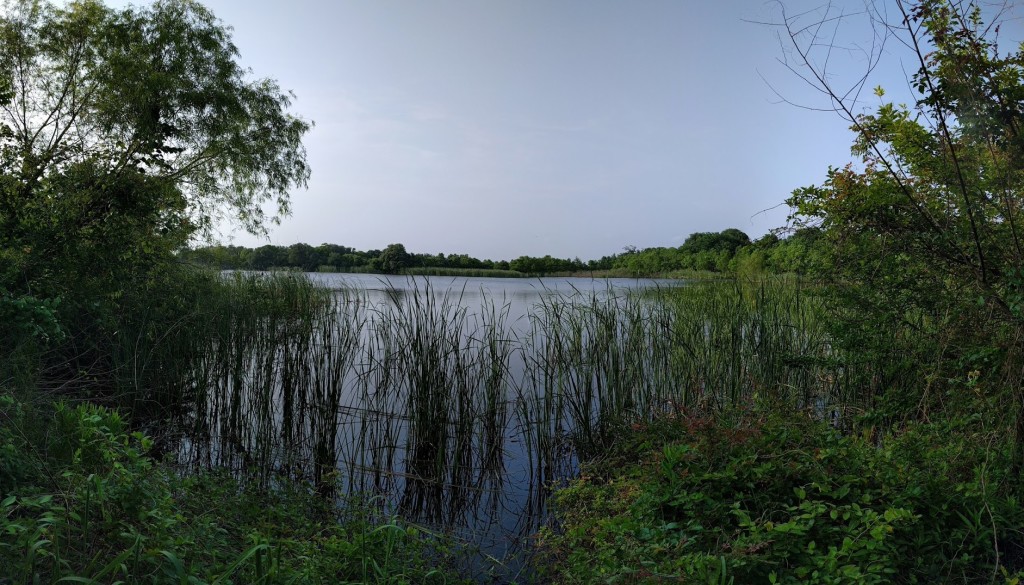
[{"left": 188, "top": 272, "right": 678, "bottom": 580}]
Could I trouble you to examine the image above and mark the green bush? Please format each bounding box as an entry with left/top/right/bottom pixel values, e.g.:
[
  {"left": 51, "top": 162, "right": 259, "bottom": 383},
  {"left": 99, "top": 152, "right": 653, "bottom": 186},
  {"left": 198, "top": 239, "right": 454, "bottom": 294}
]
[
  {"left": 541, "top": 407, "right": 1024, "bottom": 584},
  {"left": 0, "top": 397, "right": 465, "bottom": 584}
]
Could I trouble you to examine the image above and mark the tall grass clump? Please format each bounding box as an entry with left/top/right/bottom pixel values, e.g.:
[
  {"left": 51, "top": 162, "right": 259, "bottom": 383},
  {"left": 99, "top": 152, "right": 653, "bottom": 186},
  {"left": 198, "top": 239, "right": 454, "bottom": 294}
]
[
  {"left": 41, "top": 269, "right": 368, "bottom": 491},
  {"left": 517, "top": 286, "right": 676, "bottom": 460},
  {"left": 660, "top": 277, "right": 840, "bottom": 410},
  {"left": 347, "top": 281, "right": 516, "bottom": 527},
  {"left": 516, "top": 277, "right": 871, "bottom": 460},
  {"left": 174, "top": 272, "right": 365, "bottom": 491}
]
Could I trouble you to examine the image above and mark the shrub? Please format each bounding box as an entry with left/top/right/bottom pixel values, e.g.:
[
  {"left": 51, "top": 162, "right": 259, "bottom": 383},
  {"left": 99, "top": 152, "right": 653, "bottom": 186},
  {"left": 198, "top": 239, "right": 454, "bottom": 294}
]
[
  {"left": 0, "top": 397, "right": 464, "bottom": 584},
  {"left": 541, "top": 407, "right": 1024, "bottom": 584}
]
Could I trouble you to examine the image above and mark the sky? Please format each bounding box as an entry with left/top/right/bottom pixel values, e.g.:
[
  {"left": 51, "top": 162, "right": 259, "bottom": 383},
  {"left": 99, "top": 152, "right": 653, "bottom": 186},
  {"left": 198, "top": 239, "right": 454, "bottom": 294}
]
[{"left": 151, "top": 0, "right": 1013, "bottom": 261}]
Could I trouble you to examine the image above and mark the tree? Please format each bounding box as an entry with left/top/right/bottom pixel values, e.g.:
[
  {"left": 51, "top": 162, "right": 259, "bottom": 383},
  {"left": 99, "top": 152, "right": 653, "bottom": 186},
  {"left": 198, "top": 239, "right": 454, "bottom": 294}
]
[
  {"left": 287, "top": 243, "right": 317, "bottom": 272},
  {"left": 679, "top": 229, "right": 751, "bottom": 255},
  {"left": 0, "top": 0, "right": 312, "bottom": 404},
  {"left": 0, "top": 0, "right": 311, "bottom": 297},
  {"left": 249, "top": 244, "right": 286, "bottom": 271},
  {"left": 777, "top": 0, "right": 1024, "bottom": 470},
  {"left": 376, "top": 243, "right": 410, "bottom": 274}
]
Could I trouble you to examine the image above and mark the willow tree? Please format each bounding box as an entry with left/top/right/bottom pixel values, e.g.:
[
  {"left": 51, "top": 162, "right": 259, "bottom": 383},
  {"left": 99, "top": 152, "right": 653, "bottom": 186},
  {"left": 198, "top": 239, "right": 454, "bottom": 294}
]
[
  {"left": 0, "top": 0, "right": 311, "bottom": 404},
  {"left": 0, "top": 0, "right": 311, "bottom": 298},
  {"left": 778, "top": 0, "right": 1024, "bottom": 469}
]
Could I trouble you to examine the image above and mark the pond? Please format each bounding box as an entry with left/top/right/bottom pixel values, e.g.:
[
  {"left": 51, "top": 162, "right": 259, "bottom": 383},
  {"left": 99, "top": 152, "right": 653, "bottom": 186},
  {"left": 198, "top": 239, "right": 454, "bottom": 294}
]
[{"left": 179, "top": 272, "right": 682, "bottom": 580}]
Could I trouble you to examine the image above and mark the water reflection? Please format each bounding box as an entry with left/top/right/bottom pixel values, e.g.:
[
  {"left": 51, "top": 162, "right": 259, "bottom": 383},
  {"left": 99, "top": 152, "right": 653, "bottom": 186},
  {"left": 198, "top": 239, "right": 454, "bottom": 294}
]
[{"left": 180, "top": 273, "right": 674, "bottom": 580}]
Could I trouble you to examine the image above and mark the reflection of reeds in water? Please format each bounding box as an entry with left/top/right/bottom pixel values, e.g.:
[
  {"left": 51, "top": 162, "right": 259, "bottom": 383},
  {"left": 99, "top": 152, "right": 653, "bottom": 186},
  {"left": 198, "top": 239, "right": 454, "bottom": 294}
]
[
  {"left": 180, "top": 273, "right": 364, "bottom": 494},
  {"left": 515, "top": 277, "right": 854, "bottom": 461},
  {"left": 170, "top": 276, "right": 516, "bottom": 524},
  {"left": 165, "top": 273, "right": 863, "bottom": 577},
  {"left": 353, "top": 282, "right": 516, "bottom": 524}
]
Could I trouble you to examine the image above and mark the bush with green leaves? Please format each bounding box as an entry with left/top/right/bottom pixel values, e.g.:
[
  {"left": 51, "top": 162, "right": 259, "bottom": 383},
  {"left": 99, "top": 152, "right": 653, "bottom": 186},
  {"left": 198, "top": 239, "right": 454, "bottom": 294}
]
[
  {"left": 540, "top": 406, "right": 1024, "bottom": 584},
  {"left": 0, "top": 397, "right": 464, "bottom": 584}
]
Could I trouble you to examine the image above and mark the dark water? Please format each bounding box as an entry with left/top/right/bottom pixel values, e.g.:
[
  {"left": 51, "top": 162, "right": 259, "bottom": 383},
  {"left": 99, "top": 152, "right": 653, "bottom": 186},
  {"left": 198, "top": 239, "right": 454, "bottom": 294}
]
[
  {"left": 312, "top": 274, "right": 673, "bottom": 579},
  {"left": 189, "top": 273, "right": 675, "bottom": 581}
]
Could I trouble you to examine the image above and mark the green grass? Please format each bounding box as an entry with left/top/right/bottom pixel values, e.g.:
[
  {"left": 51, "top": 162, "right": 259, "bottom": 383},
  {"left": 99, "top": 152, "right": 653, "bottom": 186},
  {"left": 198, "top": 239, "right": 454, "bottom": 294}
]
[
  {"left": 514, "top": 277, "right": 871, "bottom": 461},
  {"left": 5, "top": 271, "right": 929, "bottom": 582}
]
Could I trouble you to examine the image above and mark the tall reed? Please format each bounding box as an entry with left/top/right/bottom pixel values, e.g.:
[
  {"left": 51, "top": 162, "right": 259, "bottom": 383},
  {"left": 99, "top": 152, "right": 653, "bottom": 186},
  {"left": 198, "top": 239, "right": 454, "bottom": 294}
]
[
  {"left": 515, "top": 277, "right": 862, "bottom": 459},
  {"left": 102, "top": 272, "right": 892, "bottom": 580},
  {"left": 346, "top": 281, "right": 516, "bottom": 526},
  {"left": 169, "top": 273, "right": 364, "bottom": 492}
]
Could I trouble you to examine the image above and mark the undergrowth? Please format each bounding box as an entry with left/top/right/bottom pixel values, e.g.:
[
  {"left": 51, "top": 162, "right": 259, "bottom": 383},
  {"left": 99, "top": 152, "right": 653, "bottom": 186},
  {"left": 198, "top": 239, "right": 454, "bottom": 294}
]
[
  {"left": 540, "top": 404, "right": 1024, "bottom": 584},
  {"left": 0, "top": 394, "right": 465, "bottom": 584}
]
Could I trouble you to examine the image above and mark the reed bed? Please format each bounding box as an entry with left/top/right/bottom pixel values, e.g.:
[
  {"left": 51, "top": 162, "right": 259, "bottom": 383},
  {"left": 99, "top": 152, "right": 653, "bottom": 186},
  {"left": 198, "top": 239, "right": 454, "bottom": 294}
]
[
  {"left": 344, "top": 282, "right": 517, "bottom": 526},
  {"left": 658, "top": 277, "right": 845, "bottom": 410},
  {"left": 513, "top": 277, "right": 864, "bottom": 459},
  {"left": 174, "top": 273, "right": 365, "bottom": 491},
  {"left": 125, "top": 273, "right": 875, "bottom": 578}
]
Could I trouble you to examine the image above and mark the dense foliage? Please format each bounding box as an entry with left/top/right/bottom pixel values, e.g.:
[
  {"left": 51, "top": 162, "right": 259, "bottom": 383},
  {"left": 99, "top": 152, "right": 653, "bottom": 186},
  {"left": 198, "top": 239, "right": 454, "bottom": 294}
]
[
  {"left": 0, "top": 396, "right": 462, "bottom": 584},
  {"left": 0, "top": 0, "right": 312, "bottom": 404},
  {"left": 782, "top": 0, "right": 1024, "bottom": 468},
  {"left": 542, "top": 406, "right": 1024, "bottom": 583},
  {"left": 177, "top": 229, "right": 819, "bottom": 277}
]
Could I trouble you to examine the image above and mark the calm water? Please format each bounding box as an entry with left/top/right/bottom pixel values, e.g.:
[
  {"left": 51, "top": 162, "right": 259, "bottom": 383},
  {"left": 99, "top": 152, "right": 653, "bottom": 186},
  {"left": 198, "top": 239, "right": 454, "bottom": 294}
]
[
  {"left": 309, "top": 272, "right": 667, "bottom": 323},
  {"left": 317, "top": 273, "right": 672, "bottom": 576},
  {"left": 190, "top": 272, "right": 677, "bottom": 581}
]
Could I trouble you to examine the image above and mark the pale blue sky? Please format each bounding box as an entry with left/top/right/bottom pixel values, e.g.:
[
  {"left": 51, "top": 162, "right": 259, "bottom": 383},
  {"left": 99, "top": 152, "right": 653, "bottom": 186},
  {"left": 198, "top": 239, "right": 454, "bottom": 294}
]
[{"left": 171, "top": 0, "right": 1012, "bottom": 260}]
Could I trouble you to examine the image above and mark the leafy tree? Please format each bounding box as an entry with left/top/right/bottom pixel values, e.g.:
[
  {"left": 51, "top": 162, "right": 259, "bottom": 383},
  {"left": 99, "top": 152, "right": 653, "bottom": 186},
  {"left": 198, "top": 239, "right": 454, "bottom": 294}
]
[
  {"left": 286, "top": 243, "right": 317, "bottom": 272},
  {"left": 779, "top": 1, "right": 1024, "bottom": 469},
  {"left": 0, "top": 0, "right": 311, "bottom": 299},
  {"left": 679, "top": 229, "right": 751, "bottom": 255},
  {"left": 248, "top": 244, "right": 286, "bottom": 271},
  {"left": 376, "top": 243, "right": 410, "bottom": 274},
  {"left": 0, "top": 0, "right": 311, "bottom": 403}
]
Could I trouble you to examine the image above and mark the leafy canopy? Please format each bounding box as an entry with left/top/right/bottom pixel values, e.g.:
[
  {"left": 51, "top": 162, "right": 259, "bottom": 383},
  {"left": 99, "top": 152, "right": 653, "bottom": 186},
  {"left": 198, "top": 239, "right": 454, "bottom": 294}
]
[
  {"left": 788, "top": 1, "right": 1024, "bottom": 312},
  {"left": 783, "top": 0, "right": 1024, "bottom": 467},
  {"left": 0, "top": 0, "right": 311, "bottom": 250}
]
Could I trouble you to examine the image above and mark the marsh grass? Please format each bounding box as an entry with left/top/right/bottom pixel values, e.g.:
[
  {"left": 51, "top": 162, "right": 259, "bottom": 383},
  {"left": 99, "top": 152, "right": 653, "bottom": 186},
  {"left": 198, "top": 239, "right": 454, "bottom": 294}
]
[
  {"left": 138, "top": 273, "right": 364, "bottom": 493},
  {"left": 95, "top": 272, "right": 880, "bottom": 579},
  {"left": 123, "top": 275, "right": 517, "bottom": 533},
  {"left": 659, "top": 277, "right": 841, "bottom": 410},
  {"left": 348, "top": 281, "right": 516, "bottom": 525},
  {"left": 139, "top": 273, "right": 863, "bottom": 506},
  {"left": 513, "top": 276, "right": 861, "bottom": 460}
]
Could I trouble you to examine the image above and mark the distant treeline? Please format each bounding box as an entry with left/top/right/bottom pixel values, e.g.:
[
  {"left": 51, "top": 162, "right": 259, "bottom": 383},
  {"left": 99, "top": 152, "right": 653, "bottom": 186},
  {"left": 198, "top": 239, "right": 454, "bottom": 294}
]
[
  {"left": 616, "top": 228, "right": 821, "bottom": 276},
  {"left": 177, "top": 242, "right": 594, "bottom": 275},
  {"left": 178, "top": 228, "right": 820, "bottom": 276}
]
